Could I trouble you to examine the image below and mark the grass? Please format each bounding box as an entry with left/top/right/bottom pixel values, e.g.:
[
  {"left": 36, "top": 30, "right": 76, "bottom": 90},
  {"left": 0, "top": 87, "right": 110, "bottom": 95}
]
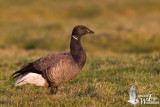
[
  {"left": 0, "top": 0, "right": 160, "bottom": 106},
  {"left": 0, "top": 50, "right": 159, "bottom": 106}
]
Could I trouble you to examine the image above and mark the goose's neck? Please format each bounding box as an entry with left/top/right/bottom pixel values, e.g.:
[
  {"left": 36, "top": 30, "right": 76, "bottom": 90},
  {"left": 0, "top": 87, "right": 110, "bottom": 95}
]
[{"left": 70, "top": 35, "right": 86, "bottom": 69}]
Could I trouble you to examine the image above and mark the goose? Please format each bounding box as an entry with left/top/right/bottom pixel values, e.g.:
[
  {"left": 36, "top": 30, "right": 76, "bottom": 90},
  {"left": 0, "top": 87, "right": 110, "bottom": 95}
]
[{"left": 11, "top": 25, "right": 94, "bottom": 94}]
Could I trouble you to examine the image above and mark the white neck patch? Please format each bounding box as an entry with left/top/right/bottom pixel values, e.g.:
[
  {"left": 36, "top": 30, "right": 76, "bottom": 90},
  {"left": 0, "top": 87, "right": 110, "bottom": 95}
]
[{"left": 72, "top": 35, "right": 78, "bottom": 40}]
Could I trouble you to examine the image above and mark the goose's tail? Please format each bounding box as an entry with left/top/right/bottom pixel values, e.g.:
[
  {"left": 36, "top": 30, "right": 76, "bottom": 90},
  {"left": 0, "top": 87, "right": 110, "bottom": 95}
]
[
  {"left": 14, "top": 73, "right": 48, "bottom": 87},
  {"left": 11, "top": 63, "right": 38, "bottom": 80},
  {"left": 11, "top": 63, "right": 48, "bottom": 87}
]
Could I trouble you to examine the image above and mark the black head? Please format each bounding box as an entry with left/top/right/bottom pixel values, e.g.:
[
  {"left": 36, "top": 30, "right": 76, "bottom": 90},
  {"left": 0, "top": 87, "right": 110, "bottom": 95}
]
[{"left": 72, "top": 25, "right": 94, "bottom": 37}]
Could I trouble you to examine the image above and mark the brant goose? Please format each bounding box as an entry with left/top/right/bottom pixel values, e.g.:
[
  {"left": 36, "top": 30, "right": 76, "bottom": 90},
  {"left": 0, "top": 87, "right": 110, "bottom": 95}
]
[{"left": 11, "top": 25, "right": 94, "bottom": 94}]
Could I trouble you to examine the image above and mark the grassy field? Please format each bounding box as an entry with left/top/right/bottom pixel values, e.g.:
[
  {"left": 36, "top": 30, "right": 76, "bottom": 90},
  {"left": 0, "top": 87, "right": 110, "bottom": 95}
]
[{"left": 0, "top": 0, "right": 160, "bottom": 106}]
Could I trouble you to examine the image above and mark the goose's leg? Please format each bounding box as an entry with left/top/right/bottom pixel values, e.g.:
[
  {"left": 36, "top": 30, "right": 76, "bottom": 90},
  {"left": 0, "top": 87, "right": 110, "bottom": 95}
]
[
  {"left": 42, "top": 68, "right": 58, "bottom": 94},
  {"left": 50, "top": 83, "right": 58, "bottom": 94},
  {"left": 54, "top": 86, "right": 58, "bottom": 94}
]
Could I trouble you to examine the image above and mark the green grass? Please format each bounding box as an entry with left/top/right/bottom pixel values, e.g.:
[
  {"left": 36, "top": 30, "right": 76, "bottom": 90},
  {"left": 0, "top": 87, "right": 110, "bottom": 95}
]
[
  {"left": 0, "top": 0, "right": 160, "bottom": 106},
  {"left": 0, "top": 50, "right": 159, "bottom": 106}
]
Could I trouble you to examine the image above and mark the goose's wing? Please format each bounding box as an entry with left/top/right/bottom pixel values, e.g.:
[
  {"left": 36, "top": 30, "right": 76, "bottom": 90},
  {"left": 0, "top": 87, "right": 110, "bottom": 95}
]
[
  {"left": 33, "top": 52, "right": 79, "bottom": 84},
  {"left": 11, "top": 52, "right": 71, "bottom": 79},
  {"left": 33, "top": 52, "right": 70, "bottom": 71}
]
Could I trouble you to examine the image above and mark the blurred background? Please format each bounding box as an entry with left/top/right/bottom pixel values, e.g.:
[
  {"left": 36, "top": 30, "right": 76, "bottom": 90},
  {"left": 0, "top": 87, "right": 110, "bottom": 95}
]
[
  {"left": 0, "top": 0, "right": 160, "bottom": 53},
  {"left": 0, "top": 0, "right": 160, "bottom": 106}
]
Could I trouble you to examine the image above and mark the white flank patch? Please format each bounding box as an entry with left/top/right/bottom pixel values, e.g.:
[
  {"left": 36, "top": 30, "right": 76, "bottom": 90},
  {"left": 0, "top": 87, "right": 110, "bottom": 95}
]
[{"left": 15, "top": 73, "right": 48, "bottom": 87}]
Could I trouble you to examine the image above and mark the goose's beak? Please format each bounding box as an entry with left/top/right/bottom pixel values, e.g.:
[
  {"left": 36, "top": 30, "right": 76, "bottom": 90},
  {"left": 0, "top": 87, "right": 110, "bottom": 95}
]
[{"left": 87, "top": 29, "right": 94, "bottom": 34}]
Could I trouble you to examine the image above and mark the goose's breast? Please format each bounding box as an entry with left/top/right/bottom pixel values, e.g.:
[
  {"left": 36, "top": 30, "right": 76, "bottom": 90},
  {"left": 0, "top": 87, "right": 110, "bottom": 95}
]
[{"left": 63, "top": 62, "right": 80, "bottom": 82}]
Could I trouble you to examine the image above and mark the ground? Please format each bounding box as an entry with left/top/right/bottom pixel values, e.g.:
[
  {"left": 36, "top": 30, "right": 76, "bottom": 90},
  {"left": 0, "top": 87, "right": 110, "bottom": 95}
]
[{"left": 0, "top": 0, "right": 160, "bottom": 106}]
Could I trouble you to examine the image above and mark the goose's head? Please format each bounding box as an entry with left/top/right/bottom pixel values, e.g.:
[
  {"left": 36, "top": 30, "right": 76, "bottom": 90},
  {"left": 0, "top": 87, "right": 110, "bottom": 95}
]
[{"left": 72, "top": 25, "right": 94, "bottom": 39}]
